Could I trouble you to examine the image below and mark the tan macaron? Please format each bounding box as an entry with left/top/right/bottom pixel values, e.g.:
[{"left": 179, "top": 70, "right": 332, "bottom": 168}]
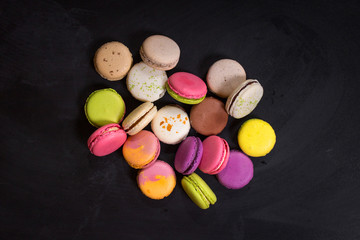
[
  {"left": 140, "top": 35, "right": 180, "bottom": 71},
  {"left": 94, "top": 41, "right": 133, "bottom": 81},
  {"left": 122, "top": 102, "right": 157, "bottom": 135},
  {"left": 207, "top": 59, "right": 246, "bottom": 98}
]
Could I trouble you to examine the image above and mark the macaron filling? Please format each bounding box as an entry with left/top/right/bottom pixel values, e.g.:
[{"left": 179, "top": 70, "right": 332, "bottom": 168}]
[
  {"left": 124, "top": 105, "right": 156, "bottom": 133},
  {"left": 228, "top": 80, "right": 258, "bottom": 112},
  {"left": 88, "top": 125, "right": 120, "bottom": 152},
  {"left": 209, "top": 139, "right": 229, "bottom": 174}
]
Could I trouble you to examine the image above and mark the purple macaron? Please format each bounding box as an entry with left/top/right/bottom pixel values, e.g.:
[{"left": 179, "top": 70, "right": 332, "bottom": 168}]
[
  {"left": 174, "top": 136, "right": 203, "bottom": 175},
  {"left": 217, "top": 150, "right": 254, "bottom": 189}
]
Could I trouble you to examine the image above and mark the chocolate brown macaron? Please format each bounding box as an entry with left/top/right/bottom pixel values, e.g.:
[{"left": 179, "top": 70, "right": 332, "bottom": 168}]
[{"left": 190, "top": 97, "right": 228, "bottom": 136}]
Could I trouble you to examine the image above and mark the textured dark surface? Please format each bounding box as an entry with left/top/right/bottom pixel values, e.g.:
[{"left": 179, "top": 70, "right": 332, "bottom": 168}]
[{"left": 1, "top": 0, "right": 360, "bottom": 239}]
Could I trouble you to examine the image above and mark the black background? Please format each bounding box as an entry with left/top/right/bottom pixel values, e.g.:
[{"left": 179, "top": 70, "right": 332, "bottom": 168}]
[{"left": 1, "top": 0, "right": 360, "bottom": 239}]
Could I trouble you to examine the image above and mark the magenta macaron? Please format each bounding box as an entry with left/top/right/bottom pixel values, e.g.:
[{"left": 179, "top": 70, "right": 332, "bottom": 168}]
[
  {"left": 87, "top": 123, "right": 127, "bottom": 157},
  {"left": 166, "top": 72, "right": 207, "bottom": 104},
  {"left": 174, "top": 136, "right": 203, "bottom": 175},
  {"left": 217, "top": 150, "right": 254, "bottom": 189},
  {"left": 199, "top": 135, "right": 230, "bottom": 175}
]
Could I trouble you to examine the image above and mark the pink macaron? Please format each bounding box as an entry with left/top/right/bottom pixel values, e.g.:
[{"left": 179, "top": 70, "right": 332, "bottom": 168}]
[
  {"left": 87, "top": 123, "right": 127, "bottom": 157},
  {"left": 199, "top": 135, "right": 230, "bottom": 175},
  {"left": 217, "top": 150, "right": 254, "bottom": 189},
  {"left": 166, "top": 72, "right": 207, "bottom": 104}
]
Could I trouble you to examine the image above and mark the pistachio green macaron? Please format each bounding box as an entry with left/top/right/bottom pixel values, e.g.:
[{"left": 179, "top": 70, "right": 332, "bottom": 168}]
[
  {"left": 181, "top": 173, "right": 217, "bottom": 209},
  {"left": 84, "top": 88, "right": 126, "bottom": 127}
]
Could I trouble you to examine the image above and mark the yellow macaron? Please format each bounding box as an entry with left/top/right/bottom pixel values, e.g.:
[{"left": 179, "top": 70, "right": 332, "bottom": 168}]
[{"left": 238, "top": 119, "right": 276, "bottom": 157}]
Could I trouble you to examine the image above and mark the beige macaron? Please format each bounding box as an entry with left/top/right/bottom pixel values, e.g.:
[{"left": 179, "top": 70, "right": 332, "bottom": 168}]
[
  {"left": 225, "top": 79, "right": 263, "bottom": 119},
  {"left": 207, "top": 59, "right": 246, "bottom": 98},
  {"left": 122, "top": 102, "right": 157, "bottom": 135},
  {"left": 140, "top": 35, "right": 180, "bottom": 71},
  {"left": 94, "top": 41, "right": 133, "bottom": 81}
]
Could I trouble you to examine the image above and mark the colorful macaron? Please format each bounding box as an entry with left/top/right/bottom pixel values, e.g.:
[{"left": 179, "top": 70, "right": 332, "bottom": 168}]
[
  {"left": 137, "top": 160, "right": 176, "bottom": 200},
  {"left": 93, "top": 41, "right": 133, "bottom": 81},
  {"left": 84, "top": 88, "right": 126, "bottom": 127},
  {"left": 190, "top": 97, "right": 228, "bottom": 136},
  {"left": 207, "top": 59, "right": 246, "bottom": 98},
  {"left": 174, "top": 136, "right": 203, "bottom": 175},
  {"left": 225, "top": 79, "right": 263, "bottom": 119},
  {"left": 181, "top": 173, "right": 217, "bottom": 209},
  {"left": 126, "top": 62, "right": 168, "bottom": 102},
  {"left": 166, "top": 72, "right": 207, "bottom": 104},
  {"left": 217, "top": 150, "right": 254, "bottom": 189},
  {"left": 122, "top": 130, "right": 160, "bottom": 169},
  {"left": 199, "top": 135, "right": 230, "bottom": 175},
  {"left": 140, "top": 35, "right": 180, "bottom": 71},
  {"left": 151, "top": 105, "right": 190, "bottom": 145},
  {"left": 87, "top": 123, "right": 127, "bottom": 157},
  {"left": 238, "top": 119, "right": 276, "bottom": 157},
  {"left": 122, "top": 102, "right": 157, "bottom": 135}
]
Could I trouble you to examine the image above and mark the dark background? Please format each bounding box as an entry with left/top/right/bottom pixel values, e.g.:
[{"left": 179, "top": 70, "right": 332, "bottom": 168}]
[{"left": 1, "top": 0, "right": 360, "bottom": 239}]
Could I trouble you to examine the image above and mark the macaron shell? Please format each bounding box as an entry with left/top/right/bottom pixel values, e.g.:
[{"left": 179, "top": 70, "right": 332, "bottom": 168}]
[
  {"left": 238, "top": 119, "right": 276, "bottom": 157},
  {"left": 166, "top": 83, "right": 205, "bottom": 105},
  {"left": 168, "top": 72, "right": 207, "bottom": 99},
  {"left": 94, "top": 41, "right": 133, "bottom": 81},
  {"left": 190, "top": 97, "right": 228, "bottom": 136},
  {"left": 174, "top": 137, "right": 203, "bottom": 175},
  {"left": 217, "top": 150, "right": 254, "bottom": 189},
  {"left": 84, "top": 88, "right": 126, "bottom": 127},
  {"left": 122, "top": 130, "right": 160, "bottom": 168},
  {"left": 137, "top": 160, "right": 176, "bottom": 199},
  {"left": 126, "top": 62, "right": 168, "bottom": 102},
  {"left": 87, "top": 124, "right": 127, "bottom": 157},
  {"left": 122, "top": 102, "right": 157, "bottom": 135},
  {"left": 207, "top": 59, "right": 246, "bottom": 98},
  {"left": 226, "top": 79, "right": 263, "bottom": 119},
  {"left": 181, "top": 173, "right": 217, "bottom": 209},
  {"left": 199, "top": 136, "right": 230, "bottom": 175},
  {"left": 140, "top": 35, "right": 180, "bottom": 71},
  {"left": 151, "top": 105, "right": 191, "bottom": 145}
]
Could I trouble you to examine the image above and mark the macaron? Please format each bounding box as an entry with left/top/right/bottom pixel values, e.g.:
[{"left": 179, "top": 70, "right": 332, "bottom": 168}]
[
  {"left": 93, "top": 41, "right": 133, "bottom": 81},
  {"left": 87, "top": 123, "right": 127, "bottom": 157},
  {"left": 166, "top": 72, "right": 207, "bottom": 105},
  {"left": 137, "top": 160, "right": 176, "bottom": 200},
  {"left": 225, "top": 79, "right": 263, "bottom": 119},
  {"left": 238, "top": 119, "right": 276, "bottom": 157},
  {"left": 190, "top": 97, "right": 228, "bottom": 136},
  {"left": 174, "top": 136, "right": 203, "bottom": 175},
  {"left": 199, "top": 135, "right": 230, "bottom": 175},
  {"left": 84, "top": 88, "right": 126, "bottom": 127},
  {"left": 122, "top": 130, "right": 160, "bottom": 169},
  {"left": 217, "top": 150, "right": 254, "bottom": 189},
  {"left": 140, "top": 35, "right": 180, "bottom": 71},
  {"left": 207, "top": 59, "right": 246, "bottom": 98},
  {"left": 151, "top": 105, "right": 190, "bottom": 145},
  {"left": 181, "top": 173, "right": 217, "bottom": 209},
  {"left": 126, "top": 62, "right": 168, "bottom": 102},
  {"left": 122, "top": 102, "right": 157, "bottom": 135}
]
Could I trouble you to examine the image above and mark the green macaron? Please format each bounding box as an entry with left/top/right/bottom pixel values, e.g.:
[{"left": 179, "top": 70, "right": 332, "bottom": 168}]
[
  {"left": 84, "top": 88, "right": 126, "bottom": 127},
  {"left": 181, "top": 173, "right": 217, "bottom": 209}
]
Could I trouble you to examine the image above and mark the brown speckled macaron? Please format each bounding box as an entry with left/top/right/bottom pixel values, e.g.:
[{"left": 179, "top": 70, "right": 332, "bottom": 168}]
[
  {"left": 94, "top": 41, "right": 133, "bottom": 81},
  {"left": 190, "top": 97, "right": 228, "bottom": 136}
]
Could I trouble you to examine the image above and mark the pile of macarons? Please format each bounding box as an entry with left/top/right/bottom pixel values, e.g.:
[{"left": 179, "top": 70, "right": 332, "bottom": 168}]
[{"left": 85, "top": 35, "right": 276, "bottom": 209}]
